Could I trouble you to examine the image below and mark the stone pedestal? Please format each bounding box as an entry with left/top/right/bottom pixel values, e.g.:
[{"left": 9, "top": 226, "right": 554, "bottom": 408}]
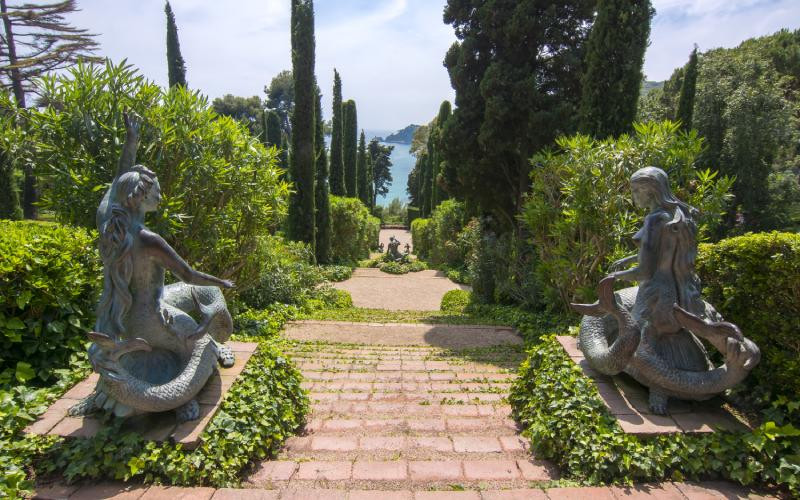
[
  {"left": 25, "top": 341, "right": 258, "bottom": 450},
  {"left": 556, "top": 336, "right": 748, "bottom": 435}
]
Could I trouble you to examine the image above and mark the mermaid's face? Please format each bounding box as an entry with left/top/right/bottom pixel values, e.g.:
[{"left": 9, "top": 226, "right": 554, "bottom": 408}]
[
  {"left": 141, "top": 179, "right": 162, "bottom": 213},
  {"left": 631, "top": 181, "right": 653, "bottom": 210}
]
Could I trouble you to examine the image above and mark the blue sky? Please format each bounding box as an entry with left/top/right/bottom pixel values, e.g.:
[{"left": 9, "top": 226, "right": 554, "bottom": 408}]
[{"left": 70, "top": 0, "right": 799, "bottom": 131}]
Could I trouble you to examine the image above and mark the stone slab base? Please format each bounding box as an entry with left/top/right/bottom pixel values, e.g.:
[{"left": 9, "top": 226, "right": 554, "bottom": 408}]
[
  {"left": 556, "top": 336, "right": 748, "bottom": 435},
  {"left": 25, "top": 341, "right": 258, "bottom": 450}
]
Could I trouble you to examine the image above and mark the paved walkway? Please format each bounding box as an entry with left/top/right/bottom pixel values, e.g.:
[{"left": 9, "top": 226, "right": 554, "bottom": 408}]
[{"left": 333, "top": 269, "right": 470, "bottom": 311}]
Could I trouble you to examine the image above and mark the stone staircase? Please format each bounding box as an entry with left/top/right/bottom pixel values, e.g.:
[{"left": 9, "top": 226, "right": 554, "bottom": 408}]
[{"left": 244, "top": 340, "right": 559, "bottom": 495}]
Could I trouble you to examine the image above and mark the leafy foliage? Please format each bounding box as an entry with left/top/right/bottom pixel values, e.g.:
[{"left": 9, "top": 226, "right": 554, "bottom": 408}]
[
  {"left": 0, "top": 221, "right": 100, "bottom": 385},
  {"left": 30, "top": 60, "right": 289, "bottom": 292},
  {"left": 411, "top": 200, "right": 470, "bottom": 269},
  {"left": 521, "top": 121, "right": 734, "bottom": 310},
  {"left": 697, "top": 232, "right": 800, "bottom": 419},
  {"left": 640, "top": 29, "right": 800, "bottom": 233},
  {"left": 264, "top": 70, "right": 294, "bottom": 138},
  {"left": 238, "top": 235, "right": 326, "bottom": 309},
  {"left": 510, "top": 335, "right": 799, "bottom": 495},
  {"left": 0, "top": 93, "right": 22, "bottom": 219},
  {"left": 440, "top": 289, "right": 471, "bottom": 314},
  {"left": 211, "top": 94, "right": 266, "bottom": 140},
  {"left": 314, "top": 85, "right": 332, "bottom": 264},
  {"left": 329, "top": 195, "right": 380, "bottom": 264}
]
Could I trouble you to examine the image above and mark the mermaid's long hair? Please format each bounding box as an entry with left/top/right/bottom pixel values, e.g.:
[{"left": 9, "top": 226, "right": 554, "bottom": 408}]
[
  {"left": 631, "top": 166, "right": 702, "bottom": 313},
  {"left": 95, "top": 165, "right": 157, "bottom": 337}
]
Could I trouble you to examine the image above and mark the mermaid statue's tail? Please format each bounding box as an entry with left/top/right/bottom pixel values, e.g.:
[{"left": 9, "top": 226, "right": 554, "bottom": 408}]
[
  {"left": 572, "top": 277, "right": 641, "bottom": 376},
  {"left": 69, "top": 284, "right": 233, "bottom": 420}
]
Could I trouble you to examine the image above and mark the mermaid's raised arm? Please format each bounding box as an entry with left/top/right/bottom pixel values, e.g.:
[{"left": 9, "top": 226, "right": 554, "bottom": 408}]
[{"left": 116, "top": 112, "right": 141, "bottom": 179}]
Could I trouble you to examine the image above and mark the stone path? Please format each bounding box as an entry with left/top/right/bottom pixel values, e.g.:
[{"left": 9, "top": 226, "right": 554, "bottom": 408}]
[{"left": 333, "top": 269, "right": 470, "bottom": 311}]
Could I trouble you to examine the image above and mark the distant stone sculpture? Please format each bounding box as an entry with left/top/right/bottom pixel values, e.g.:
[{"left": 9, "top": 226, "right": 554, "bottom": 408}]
[
  {"left": 404, "top": 242, "right": 411, "bottom": 255},
  {"left": 69, "top": 113, "right": 235, "bottom": 422},
  {"left": 572, "top": 166, "right": 760, "bottom": 415},
  {"left": 378, "top": 242, "right": 385, "bottom": 253},
  {"left": 386, "top": 236, "right": 405, "bottom": 262}
]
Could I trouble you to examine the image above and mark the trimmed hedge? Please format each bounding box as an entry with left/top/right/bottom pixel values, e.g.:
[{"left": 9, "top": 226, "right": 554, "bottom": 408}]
[
  {"left": 697, "top": 232, "right": 800, "bottom": 416},
  {"left": 329, "top": 196, "right": 380, "bottom": 264},
  {"left": 0, "top": 221, "right": 100, "bottom": 386}
]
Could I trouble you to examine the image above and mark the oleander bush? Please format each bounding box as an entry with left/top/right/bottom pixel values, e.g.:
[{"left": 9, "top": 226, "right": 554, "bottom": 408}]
[
  {"left": 329, "top": 196, "right": 380, "bottom": 264},
  {"left": 522, "top": 121, "right": 734, "bottom": 312},
  {"left": 411, "top": 201, "right": 478, "bottom": 284},
  {"left": 0, "top": 221, "right": 100, "bottom": 386},
  {"left": 697, "top": 232, "right": 800, "bottom": 419},
  {"left": 27, "top": 60, "right": 289, "bottom": 292},
  {"left": 239, "top": 235, "right": 326, "bottom": 309}
]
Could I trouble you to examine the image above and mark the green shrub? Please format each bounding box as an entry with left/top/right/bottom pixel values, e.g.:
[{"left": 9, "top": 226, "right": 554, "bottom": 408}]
[
  {"left": 510, "top": 335, "right": 800, "bottom": 495},
  {"left": 0, "top": 221, "right": 100, "bottom": 386},
  {"left": 440, "top": 290, "right": 471, "bottom": 314},
  {"left": 411, "top": 217, "right": 433, "bottom": 259},
  {"left": 522, "top": 121, "right": 734, "bottom": 311},
  {"left": 697, "top": 232, "right": 800, "bottom": 417},
  {"left": 30, "top": 61, "right": 289, "bottom": 291},
  {"left": 329, "top": 196, "right": 380, "bottom": 264},
  {"left": 428, "top": 200, "right": 467, "bottom": 266},
  {"left": 239, "top": 235, "right": 324, "bottom": 309},
  {"left": 320, "top": 265, "right": 353, "bottom": 282}
]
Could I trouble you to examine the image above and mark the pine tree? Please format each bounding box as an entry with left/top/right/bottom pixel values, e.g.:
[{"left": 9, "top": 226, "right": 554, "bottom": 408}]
[
  {"left": 314, "top": 85, "right": 331, "bottom": 263},
  {"left": 579, "top": 0, "right": 654, "bottom": 138},
  {"left": 330, "top": 69, "right": 345, "bottom": 195},
  {"left": 286, "top": 0, "right": 316, "bottom": 248},
  {"left": 676, "top": 46, "right": 698, "bottom": 131},
  {"left": 356, "top": 130, "right": 369, "bottom": 205},
  {"left": 0, "top": 0, "right": 99, "bottom": 219},
  {"left": 165, "top": 1, "right": 187, "bottom": 87},
  {"left": 342, "top": 99, "right": 358, "bottom": 197}
]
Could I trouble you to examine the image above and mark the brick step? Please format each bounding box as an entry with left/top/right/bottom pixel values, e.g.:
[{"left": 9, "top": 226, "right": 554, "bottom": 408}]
[
  {"left": 296, "top": 366, "right": 519, "bottom": 375},
  {"left": 33, "top": 480, "right": 776, "bottom": 499},
  {"left": 286, "top": 353, "right": 526, "bottom": 363},
  {"left": 310, "top": 403, "right": 513, "bottom": 419},
  {"left": 302, "top": 417, "right": 520, "bottom": 435},
  {"left": 302, "top": 373, "right": 517, "bottom": 383},
  {"left": 309, "top": 392, "right": 506, "bottom": 404},
  {"left": 300, "top": 382, "right": 512, "bottom": 392},
  {"left": 247, "top": 459, "right": 556, "bottom": 487},
  {"left": 281, "top": 435, "right": 528, "bottom": 457}
]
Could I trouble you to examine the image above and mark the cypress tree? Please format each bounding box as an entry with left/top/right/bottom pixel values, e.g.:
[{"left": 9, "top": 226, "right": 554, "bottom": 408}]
[
  {"left": 366, "top": 153, "right": 375, "bottom": 209},
  {"left": 356, "top": 130, "right": 369, "bottom": 205},
  {"left": 330, "top": 69, "right": 345, "bottom": 195},
  {"left": 676, "top": 46, "right": 699, "bottom": 131},
  {"left": 579, "top": 0, "right": 653, "bottom": 138},
  {"left": 342, "top": 99, "right": 358, "bottom": 197},
  {"left": 286, "top": 0, "right": 316, "bottom": 248},
  {"left": 165, "top": 1, "right": 187, "bottom": 88},
  {"left": 314, "top": 85, "right": 331, "bottom": 263}
]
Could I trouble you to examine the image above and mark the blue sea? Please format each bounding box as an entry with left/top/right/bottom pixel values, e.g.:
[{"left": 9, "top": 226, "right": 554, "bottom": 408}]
[{"left": 324, "top": 129, "right": 413, "bottom": 206}]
